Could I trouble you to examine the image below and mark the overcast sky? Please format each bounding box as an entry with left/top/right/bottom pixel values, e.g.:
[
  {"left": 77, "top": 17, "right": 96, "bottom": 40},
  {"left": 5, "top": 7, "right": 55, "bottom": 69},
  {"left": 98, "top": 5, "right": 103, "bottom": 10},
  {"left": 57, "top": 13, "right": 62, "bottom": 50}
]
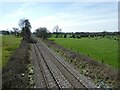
[{"left": 0, "top": 2, "right": 118, "bottom": 32}]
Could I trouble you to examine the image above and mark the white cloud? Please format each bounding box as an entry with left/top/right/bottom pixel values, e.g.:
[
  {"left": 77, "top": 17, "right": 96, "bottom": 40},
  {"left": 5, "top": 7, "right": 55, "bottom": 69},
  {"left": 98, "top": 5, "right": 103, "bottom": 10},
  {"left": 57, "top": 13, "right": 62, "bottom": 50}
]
[
  {"left": 30, "top": 5, "right": 117, "bottom": 32},
  {"left": 0, "top": 23, "right": 17, "bottom": 30},
  {"left": 5, "top": 2, "right": 34, "bottom": 18},
  {"left": 0, "top": 2, "right": 35, "bottom": 30}
]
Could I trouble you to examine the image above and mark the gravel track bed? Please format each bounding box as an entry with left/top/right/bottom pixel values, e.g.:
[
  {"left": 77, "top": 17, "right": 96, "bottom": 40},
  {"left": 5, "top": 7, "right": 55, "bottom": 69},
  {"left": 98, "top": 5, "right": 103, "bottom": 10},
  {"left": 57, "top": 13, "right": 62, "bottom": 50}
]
[{"left": 31, "top": 39, "right": 97, "bottom": 89}]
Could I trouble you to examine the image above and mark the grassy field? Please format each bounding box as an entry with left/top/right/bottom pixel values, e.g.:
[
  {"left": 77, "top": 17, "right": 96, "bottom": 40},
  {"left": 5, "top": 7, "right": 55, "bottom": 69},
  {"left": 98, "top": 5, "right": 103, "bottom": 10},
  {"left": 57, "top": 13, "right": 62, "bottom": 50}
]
[
  {"left": 49, "top": 37, "right": 118, "bottom": 68},
  {"left": 0, "top": 47, "right": 1, "bottom": 67},
  {"left": 1, "top": 35, "right": 22, "bottom": 67}
]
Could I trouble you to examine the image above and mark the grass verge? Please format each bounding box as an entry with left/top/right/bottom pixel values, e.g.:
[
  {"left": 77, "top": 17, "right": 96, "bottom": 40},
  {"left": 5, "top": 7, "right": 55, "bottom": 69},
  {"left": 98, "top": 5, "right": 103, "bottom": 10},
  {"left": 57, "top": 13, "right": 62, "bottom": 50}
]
[{"left": 1, "top": 35, "right": 22, "bottom": 67}]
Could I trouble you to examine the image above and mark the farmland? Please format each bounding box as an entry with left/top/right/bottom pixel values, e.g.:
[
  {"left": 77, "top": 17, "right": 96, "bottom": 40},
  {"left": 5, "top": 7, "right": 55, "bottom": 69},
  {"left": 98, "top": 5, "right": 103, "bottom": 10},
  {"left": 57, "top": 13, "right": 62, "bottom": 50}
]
[
  {"left": 49, "top": 37, "right": 118, "bottom": 68},
  {"left": 1, "top": 35, "right": 22, "bottom": 67}
]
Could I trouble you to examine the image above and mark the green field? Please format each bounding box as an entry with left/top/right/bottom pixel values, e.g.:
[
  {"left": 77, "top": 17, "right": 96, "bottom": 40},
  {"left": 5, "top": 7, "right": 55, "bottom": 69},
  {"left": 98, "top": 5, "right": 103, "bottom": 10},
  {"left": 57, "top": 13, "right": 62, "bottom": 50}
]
[
  {"left": 49, "top": 37, "right": 118, "bottom": 68},
  {"left": 1, "top": 35, "right": 22, "bottom": 67},
  {"left": 0, "top": 47, "right": 1, "bottom": 66}
]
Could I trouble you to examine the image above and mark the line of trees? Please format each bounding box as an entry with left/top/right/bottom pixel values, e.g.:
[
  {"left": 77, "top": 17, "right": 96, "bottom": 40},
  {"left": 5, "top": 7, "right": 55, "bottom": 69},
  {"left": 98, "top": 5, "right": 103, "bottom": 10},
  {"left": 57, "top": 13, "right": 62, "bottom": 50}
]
[
  {"left": 0, "top": 30, "right": 10, "bottom": 35},
  {"left": 1, "top": 18, "right": 119, "bottom": 42},
  {"left": 34, "top": 29, "right": 119, "bottom": 41},
  {"left": 51, "top": 31, "right": 119, "bottom": 39},
  {"left": 0, "top": 30, "right": 22, "bottom": 37}
]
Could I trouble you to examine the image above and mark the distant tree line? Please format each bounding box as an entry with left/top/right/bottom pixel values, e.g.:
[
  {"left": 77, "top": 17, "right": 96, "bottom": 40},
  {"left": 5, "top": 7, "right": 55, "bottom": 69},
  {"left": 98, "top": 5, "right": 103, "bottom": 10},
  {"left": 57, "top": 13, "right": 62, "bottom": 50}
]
[
  {"left": 0, "top": 30, "right": 10, "bottom": 35},
  {"left": 34, "top": 28, "right": 119, "bottom": 41},
  {"left": 0, "top": 29, "right": 22, "bottom": 37},
  {"left": 51, "top": 31, "right": 119, "bottom": 39}
]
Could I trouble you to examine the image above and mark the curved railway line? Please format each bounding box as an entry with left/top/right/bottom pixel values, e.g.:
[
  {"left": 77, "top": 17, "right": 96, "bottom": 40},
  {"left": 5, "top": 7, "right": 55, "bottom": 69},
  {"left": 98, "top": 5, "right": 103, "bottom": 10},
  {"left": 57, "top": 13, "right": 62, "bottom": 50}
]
[{"left": 31, "top": 39, "right": 97, "bottom": 89}]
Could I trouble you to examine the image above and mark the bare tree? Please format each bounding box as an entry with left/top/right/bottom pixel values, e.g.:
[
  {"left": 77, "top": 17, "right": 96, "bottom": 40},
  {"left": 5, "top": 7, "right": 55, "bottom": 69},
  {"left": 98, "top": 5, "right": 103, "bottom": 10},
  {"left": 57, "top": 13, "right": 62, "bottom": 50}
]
[
  {"left": 53, "top": 25, "right": 62, "bottom": 32},
  {"left": 13, "top": 27, "right": 19, "bottom": 37},
  {"left": 53, "top": 25, "right": 62, "bottom": 38}
]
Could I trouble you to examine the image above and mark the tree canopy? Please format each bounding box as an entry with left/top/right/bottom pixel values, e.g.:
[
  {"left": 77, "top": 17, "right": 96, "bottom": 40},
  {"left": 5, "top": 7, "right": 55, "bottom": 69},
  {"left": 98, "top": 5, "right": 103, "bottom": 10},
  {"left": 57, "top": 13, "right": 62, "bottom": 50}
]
[
  {"left": 18, "top": 18, "right": 31, "bottom": 30},
  {"left": 35, "top": 27, "right": 50, "bottom": 39},
  {"left": 18, "top": 18, "right": 32, "bottom": 42}
]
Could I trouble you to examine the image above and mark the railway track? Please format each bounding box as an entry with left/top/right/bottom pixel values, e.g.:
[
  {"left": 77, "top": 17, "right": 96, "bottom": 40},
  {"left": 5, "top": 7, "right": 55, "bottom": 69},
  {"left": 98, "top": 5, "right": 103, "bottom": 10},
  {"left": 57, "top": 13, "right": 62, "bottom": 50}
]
[{"left": 31, "top": 39, "right": 97, "bottom": 89}]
